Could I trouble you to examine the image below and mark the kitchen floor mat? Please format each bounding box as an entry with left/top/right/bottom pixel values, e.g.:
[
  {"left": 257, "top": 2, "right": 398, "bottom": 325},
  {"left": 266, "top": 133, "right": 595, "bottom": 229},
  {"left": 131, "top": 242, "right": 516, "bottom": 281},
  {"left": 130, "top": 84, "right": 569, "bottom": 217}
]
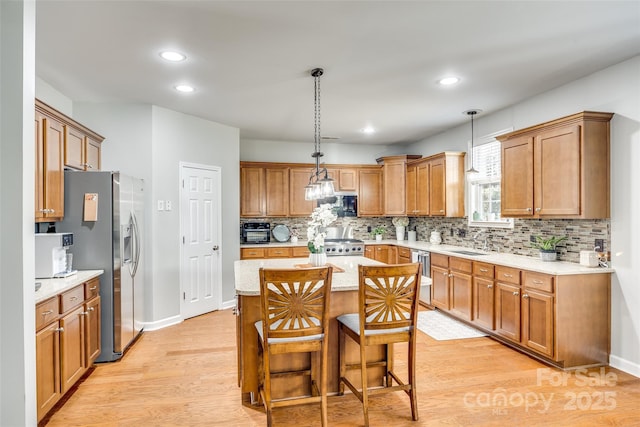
[{"left": 417, "top": 310, "right": 488, "bottom": 340}]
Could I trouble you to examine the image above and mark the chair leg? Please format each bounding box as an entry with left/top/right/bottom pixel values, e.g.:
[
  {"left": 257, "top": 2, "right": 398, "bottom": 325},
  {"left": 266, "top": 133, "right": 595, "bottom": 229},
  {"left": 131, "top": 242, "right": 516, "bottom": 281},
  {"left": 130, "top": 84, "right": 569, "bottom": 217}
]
[
  {"left": 359, "top": 342, "right": 370, "bottom": 427},
  {"left": 408, "top": 334, "right": 418, "bottom": 421},
  {"left": 338, "top": 324, "right": 346, "bottom": 396},
  {"left": 386, "top": 343, "right": 394, "bottom": 387},
  {"left": 320, "top": 343, "right": 329, "bottom": 427}
]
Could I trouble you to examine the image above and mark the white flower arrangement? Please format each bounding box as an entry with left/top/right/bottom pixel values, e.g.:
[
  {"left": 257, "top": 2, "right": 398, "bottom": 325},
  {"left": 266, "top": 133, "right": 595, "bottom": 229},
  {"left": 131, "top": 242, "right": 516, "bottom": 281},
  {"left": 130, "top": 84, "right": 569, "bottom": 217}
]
[
  {"left": 392, "top": 216, "right": 409, "bottom": 227},
  {"left": 307, "top": 204, "right": 337, "bottom": 253}
]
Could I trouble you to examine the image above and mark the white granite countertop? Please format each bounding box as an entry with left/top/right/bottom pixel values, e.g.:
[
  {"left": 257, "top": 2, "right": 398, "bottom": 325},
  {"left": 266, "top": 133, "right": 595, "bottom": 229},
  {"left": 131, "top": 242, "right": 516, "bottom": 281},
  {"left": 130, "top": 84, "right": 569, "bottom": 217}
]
[
  {"left": 240, "top": 240, "right": 613, "bottom": 276},
  {"left": 35, "top": 270, "right": 104, "bottom": 304},
  {"left": 234, "top": 256, "right": 384, "bottom": 296}
]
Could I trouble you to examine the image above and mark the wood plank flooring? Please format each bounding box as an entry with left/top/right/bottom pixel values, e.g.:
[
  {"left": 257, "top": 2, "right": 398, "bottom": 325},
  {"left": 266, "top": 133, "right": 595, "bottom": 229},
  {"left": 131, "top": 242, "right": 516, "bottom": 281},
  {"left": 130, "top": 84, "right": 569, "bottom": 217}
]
[{"left": 43, "top": 309, "right": 640, "bottom": 426}]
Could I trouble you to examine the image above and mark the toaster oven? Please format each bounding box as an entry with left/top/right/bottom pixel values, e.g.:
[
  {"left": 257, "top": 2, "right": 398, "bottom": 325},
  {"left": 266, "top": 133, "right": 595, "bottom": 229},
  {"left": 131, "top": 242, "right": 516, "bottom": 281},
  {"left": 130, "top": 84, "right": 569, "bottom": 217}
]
[{"left": 241, "top": 222, "right": 270, "bottom": 244}]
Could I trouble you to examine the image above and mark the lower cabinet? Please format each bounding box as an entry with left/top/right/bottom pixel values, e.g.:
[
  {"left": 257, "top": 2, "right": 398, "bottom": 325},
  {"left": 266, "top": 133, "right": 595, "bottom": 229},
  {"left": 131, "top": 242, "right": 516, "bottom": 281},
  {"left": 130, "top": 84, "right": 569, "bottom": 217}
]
[
  {"left": 437, "top": 258, "right": 610, "bottom": 368},
  {"left": 364, "top": 244, "right": 397, "bottom": 264},
  {"left": 36, "top": 277, "right": 101, "bottom": 422},
  {"left": 240, "top": 245, "right": 310, "bottom": 260}
]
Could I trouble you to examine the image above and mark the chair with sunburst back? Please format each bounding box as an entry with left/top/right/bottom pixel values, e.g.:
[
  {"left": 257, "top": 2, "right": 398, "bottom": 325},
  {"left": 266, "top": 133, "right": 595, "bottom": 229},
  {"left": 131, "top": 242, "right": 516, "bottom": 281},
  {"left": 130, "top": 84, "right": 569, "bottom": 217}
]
[
  {"left": 337, "top": 263, "right": 421, "bottom": 426},
  {"left": 256, "top": 266, "right": 333, "bottom": 427}
]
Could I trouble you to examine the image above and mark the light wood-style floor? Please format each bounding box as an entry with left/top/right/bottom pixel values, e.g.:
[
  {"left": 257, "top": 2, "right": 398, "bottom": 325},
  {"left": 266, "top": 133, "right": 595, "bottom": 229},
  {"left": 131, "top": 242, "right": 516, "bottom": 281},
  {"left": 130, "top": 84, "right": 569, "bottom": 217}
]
[{"left": 43, "top": 309, "right": 640, "bottom": 426}]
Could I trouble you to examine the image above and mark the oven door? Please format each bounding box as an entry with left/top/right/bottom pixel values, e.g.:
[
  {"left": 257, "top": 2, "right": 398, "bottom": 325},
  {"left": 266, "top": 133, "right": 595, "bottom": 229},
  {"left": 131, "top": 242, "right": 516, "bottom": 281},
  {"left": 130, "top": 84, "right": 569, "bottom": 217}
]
[{"left": 243, "top": 229, "right": 270, "bottom": 244}]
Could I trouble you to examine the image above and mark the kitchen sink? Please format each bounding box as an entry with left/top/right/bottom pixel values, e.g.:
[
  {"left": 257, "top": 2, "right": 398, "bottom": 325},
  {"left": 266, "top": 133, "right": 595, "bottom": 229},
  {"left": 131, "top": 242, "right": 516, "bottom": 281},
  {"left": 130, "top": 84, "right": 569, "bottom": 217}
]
[{"left": 450, "top": 250, "right": 488, "bottom": 256}]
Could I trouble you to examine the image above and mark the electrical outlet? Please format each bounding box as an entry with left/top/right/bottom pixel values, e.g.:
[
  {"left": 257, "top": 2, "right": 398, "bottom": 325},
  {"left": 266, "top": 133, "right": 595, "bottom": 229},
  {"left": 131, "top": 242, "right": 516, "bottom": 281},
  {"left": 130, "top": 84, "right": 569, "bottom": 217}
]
[
  {"left": 157, "top": 200, "right": 164, "bottom": 211},
  {"left": 595, "top": 239, "right": 604, "bottom": 251},
  {"left": 458, "top": 229, "right": 467, "bottom": 238},
  {"left": 450, "top": 228, "right": 454, "bottom": 237},
  {"left": 530, "top": 235, "right": 536, "bottom": 243},
  {"left": 165, "top": 200, "right": 172, "bottom": 211},
  {"left": 367, "top": 225, "right": 371, "bottom": 233}
]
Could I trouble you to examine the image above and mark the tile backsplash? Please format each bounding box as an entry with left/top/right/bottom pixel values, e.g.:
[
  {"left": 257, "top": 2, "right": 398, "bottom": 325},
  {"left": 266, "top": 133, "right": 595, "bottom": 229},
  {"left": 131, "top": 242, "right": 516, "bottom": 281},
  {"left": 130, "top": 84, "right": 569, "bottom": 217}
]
[{"left": 242, "top": 216, "right": 610, "bottom": 263}]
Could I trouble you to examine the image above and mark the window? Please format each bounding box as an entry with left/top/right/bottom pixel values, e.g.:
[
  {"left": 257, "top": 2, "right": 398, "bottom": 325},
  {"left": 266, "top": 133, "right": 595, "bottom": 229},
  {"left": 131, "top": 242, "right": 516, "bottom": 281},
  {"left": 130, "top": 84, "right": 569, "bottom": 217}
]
[{"left": 468, "top": 130, "right": 513, "bottom": 229}]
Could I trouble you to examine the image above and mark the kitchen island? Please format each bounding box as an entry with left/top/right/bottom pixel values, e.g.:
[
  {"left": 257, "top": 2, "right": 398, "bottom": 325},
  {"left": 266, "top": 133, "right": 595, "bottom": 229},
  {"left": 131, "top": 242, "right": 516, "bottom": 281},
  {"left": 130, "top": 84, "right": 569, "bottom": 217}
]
[{"left": 234, "top": 256, "right": 391, "bottom": 405}]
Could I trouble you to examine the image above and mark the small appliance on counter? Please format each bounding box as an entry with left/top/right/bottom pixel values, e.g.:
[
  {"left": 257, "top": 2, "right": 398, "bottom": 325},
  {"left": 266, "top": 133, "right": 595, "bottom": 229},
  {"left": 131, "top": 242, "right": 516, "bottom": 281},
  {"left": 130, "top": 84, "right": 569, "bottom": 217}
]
[
  {"left": 242, "top": 222, "right": 271, "bottom": 244},
  {"left": 317, "top": 193, "right": 357, "bottom": 217},
  {"left": 35, "top": 232, "right": 77, "bottom": 278}
]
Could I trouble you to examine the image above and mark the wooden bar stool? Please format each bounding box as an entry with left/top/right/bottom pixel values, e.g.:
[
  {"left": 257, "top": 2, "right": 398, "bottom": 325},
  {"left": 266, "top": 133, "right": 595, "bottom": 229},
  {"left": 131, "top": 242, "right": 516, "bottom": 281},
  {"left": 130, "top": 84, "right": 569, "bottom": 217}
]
[
  {"left": 256, "top": 266, "right": 333, "bottom": 427},
  {"left": 337, "top": 263, "right": 421, "bottom": 426}
]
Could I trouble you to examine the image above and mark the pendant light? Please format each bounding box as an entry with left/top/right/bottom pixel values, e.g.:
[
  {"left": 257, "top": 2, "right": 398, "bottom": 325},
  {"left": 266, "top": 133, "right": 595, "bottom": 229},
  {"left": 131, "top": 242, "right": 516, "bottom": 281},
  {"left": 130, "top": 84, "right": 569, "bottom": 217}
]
[
  {"left": 304, "top": 68, "right": 335, "bottom": 201},
  {"left": 464, "top": 109, "right": 482, "bottom": 176}
]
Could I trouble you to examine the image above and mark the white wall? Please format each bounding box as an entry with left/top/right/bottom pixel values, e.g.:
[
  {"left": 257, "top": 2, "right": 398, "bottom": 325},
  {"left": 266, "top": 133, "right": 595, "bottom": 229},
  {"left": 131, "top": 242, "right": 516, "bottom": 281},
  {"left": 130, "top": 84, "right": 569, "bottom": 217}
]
[
  {"left": 35, "top": 77, "right": 73, "bottom": 116},
  {"left": 406, "top": 55, "right": 640, "bottom": 376},
  {"left": 240, "top": 138, "right": 401, "bottom": 164},
  {"left": 0, "top": 1, "right": 37, "bottom": 424}
]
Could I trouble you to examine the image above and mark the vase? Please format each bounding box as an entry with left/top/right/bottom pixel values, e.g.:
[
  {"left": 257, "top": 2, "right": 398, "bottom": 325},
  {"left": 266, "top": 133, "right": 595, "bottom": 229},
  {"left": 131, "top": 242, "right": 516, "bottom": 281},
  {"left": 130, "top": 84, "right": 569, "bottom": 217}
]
[
  {"left": 395, "top": 226, "right": 405, "bottom": 241},
  {"left": 309, "top": 252, "right": 327, "bottom": 267},
  {"left": 375, "top": 234, "right": 383, "bottom": 242},
  {"left": 539, "top": 250, "right": 557, "bottom": 262},
  {"left": 429, "top": 231, "right": 442, "bottom": 245}
]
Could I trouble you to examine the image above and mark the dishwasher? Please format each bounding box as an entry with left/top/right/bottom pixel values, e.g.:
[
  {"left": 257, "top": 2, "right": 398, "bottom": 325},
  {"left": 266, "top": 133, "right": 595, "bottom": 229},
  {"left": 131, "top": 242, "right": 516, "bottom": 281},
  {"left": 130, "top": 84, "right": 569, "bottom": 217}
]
[{"left": 411, "top": 250, "right": 431, "bottom": 305}]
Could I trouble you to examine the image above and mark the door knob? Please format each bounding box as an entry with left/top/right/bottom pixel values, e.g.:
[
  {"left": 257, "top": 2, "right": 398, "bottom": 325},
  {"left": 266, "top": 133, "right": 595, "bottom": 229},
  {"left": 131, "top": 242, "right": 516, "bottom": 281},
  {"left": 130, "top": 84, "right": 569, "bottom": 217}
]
[{"left": 212, "top": 245, "right": 219, "bottom": 251}]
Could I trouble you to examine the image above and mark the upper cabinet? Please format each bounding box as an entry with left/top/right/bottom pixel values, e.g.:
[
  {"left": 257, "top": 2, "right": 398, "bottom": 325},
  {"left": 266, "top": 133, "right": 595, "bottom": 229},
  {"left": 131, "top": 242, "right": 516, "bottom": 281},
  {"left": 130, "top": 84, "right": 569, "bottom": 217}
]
[
  {"left": 405, "top": 152, "right": 465, "bottom": 218},
  {"left": 35, "top": 99, "right": 105, "bottom": 223},
  {"left": 497, "top": 111, "right": 613, "bottom": 219},
  {"left": 357, "top": 167, "right": 383, "bottom": 216},
  {"left": 240, "top": 163, "right": 290, "bottom": 217},
  {"left": 378, "top": 155, "right": 421, "bottom": 216}
]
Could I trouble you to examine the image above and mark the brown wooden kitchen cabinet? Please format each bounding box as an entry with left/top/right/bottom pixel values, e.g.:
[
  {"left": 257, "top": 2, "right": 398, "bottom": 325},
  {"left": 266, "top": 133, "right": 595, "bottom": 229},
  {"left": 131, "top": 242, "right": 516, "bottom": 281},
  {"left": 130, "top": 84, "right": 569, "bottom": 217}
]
[
  {"left": 429, "top": 254, "right": 472, "bottom": 319},
  {"left": 35, "top": 109, "right": 65, "bottom": 222},
  {"left": 364, "top": 244, "right": 397, "bottom": 264},
  {"left": 357, "top": 167, "right": 383, "bottom": 216},
  {"left": 430, "top": 253, "right": 450, "bottom": 310},
  {"left": 378, "top": 155, "right": 421, "bottom": 216},
  {"left": 406, "top": 159, "right": 430, "bottom": 216},
  {"left": 338, "top": 168, "right": 358, "bottom": 191},
  {"left": 498, "top": 111, "right": 613, "bottom": 219},
  {"left": 265, "top": 168, "right": 289, "bottom": 216},
  {"left": 288, "top": 168, "right": 316, "bottom": 216},
  {"left": 397, "top": 246, "right": 412, "bottom": 264},
  {"left": 35, "top": 276, "right": 102, "bottom": 422},
  {"left": 239, "top": 163, "right": 289, "bottom": 217},
  {"left": 472, "top": 261, "right": 495, "bottom": 330},
  {"left": 64, "top": 125, "right": 102, "bottom": 171},
  {"left": 428, "top": 152, "right": 465, "bottom": 217},
  {"left": 240, "top": 246, "right": 310, "bottom": 259},
  {"left": 494, "top": 266, "right": 522, "bottom": 342}
]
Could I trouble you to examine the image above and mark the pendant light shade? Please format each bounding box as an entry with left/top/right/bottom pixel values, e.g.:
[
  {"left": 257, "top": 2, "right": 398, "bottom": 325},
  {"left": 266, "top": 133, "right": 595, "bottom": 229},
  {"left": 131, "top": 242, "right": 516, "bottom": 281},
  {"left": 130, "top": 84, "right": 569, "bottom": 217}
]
[
  {"left": 304, "top": 68, "right": 335, "bottom": 201},
  {"left": 464, "top": 109, "right": 482, "bottom": 177}
]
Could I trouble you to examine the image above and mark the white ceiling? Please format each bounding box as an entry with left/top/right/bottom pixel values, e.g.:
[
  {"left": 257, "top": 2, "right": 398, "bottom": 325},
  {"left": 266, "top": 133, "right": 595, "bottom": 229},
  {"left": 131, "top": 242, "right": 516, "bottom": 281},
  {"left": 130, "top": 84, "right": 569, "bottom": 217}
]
[{"left": 35, "top": 1, "right": 640, "bottom": 146}]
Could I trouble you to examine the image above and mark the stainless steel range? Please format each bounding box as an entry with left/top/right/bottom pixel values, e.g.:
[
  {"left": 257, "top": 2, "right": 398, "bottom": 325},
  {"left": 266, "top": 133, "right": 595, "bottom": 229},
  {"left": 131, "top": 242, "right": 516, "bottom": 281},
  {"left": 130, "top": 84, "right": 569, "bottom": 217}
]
[{"left": 324, "top": 226, "right": 364, "bottom": 256}]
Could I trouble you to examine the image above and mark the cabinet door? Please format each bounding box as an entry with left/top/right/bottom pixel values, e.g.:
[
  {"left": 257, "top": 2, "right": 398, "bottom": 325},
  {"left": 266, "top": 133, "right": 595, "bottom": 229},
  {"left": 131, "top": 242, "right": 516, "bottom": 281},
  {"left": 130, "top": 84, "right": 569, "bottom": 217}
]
[
  {"left": 522, "top": 289, "right": 554, "bottom": 357},
  {"left": 358, "top": 169, "right": 383, "bottom": 216},
  {"left": 85, "top": 296, "right": 101, "bottom": 366},
  {"left": 265, "top": 168, "right": 289, "bottom": 216},
  {"left": 473, "top": 277, "right": 495, "bottom": 330},
  {"left": 240, "top": 167, "right": 265, "bottom": 217},
  {"left": 372, "top": 245, "right": 390, "bottom": 263},
  {"left": 60, "top": 305, "right": 86, "bottom": 393},
  {"left": 364, "top": 246, "right": 374, "bottom": 259},
  {"left": 431, "top": 265, "right": 450, "bottom": 310},
  {"left": 64, "top": 126, "right": 86, "bottom": 170},
  {"left": 42, "top": 116, "right": 65, "bottom": 221},
  {"left": 289, "top": 168, "right": 316, "bottom": 216},
  {"left": 35, "top": 113, "right": 45, "bottom": 220},
  {"left": 338, "top": 168, "right": 358, "bottom": 191},
  {"left": 501, "top": 136, "right": 534, "bottom": 216},
  {"left": 416, "top": 162, "right": 430, "bottom": 215},
  {"left": 85, "top": 137, "right": 101, "bottom": 170},
  {"left": 428, "top": 156, "right": 446, "bottom": 215},
  {"left": 383, "top": 159, "right": 407, "bottom": 215},
  {"left": 405, "top": 165, "right": 417, "bottom": 215},
  {"left": 36, "top": 322, "right": 61, "bottom": 421},
  {"left": 535, "top": 125, "right": 581, "bottom": 216},
  {"left": 495, "top": 282, "right": 521, "bottom": 341},
  {"left": 449, "top": 270, "right": 472, "bottom": 320}
]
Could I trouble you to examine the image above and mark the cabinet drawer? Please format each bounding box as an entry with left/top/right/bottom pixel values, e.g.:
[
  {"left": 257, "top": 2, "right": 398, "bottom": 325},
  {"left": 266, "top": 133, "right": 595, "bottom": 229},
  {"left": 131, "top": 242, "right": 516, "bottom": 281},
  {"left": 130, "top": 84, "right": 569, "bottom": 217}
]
[
  {"left": 266, "top": 247, "right": 292, "bottom": 258},
  {"left": 291, "top": 246, "right": 310, "bottom": 257},
  {"left": 523, "top": 271, "right": 554, "bottom": 293},
  {"left": 60, "top": 285, "right": 85, "bottom": 313},
  {"left": 495, "top": 266, "right": 521, "bottom": 285},
  {"left": 473, "top": 262, "right": 495, "bottom": 279},
  {"left": 431, "top": 253, "right": 449, "bottom": 268},
  {"left": 240, "top": 248, "right": 266, "bottom": 259},
  {"left": 85, "top": 277, "right": 100, "bottom": 300},
  {"left": 397, "top": 247, "right": 411, "bottom": 259},
  {"left": 449, "top": 257, "right": 472, "bottom": 274},
  {"left": 35, "top": 297, "right": 59, "bottom": 331}
]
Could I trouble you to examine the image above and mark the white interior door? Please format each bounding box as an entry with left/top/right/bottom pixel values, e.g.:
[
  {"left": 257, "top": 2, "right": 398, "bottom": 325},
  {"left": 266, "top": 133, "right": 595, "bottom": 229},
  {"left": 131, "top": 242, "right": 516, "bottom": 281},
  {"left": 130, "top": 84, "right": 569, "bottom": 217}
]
[{"left": 180, "top": 163, "right": 222, "bottom": 319}]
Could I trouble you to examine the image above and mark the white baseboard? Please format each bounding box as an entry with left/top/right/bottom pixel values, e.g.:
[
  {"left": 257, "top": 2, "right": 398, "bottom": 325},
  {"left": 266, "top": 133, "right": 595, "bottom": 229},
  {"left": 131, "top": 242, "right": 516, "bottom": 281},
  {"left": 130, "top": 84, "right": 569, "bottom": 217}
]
[
  {"left": 141, "top": 314, "right": 182, "bottom": 332},
  {"left": 609, "top": 354, "right": 640, "bottom": 378},
  {"left": 221, "top": 299, "right": 236, "bottom": 310}
]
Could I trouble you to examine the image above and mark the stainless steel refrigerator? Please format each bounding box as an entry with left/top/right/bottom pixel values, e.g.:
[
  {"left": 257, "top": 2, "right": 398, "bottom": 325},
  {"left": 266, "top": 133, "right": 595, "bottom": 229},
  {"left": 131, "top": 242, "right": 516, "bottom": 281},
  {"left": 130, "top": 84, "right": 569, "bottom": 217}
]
[{"left": 60, "top": 170, "right": 144, "bottom": 362}]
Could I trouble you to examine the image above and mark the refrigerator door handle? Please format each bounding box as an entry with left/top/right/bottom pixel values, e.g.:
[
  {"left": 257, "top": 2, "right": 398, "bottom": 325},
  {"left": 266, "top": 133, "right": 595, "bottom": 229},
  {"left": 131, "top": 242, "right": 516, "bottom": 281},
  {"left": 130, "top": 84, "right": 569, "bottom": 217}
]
[{"left": 130, "top": 212, "right": 141, "bottom": 278}]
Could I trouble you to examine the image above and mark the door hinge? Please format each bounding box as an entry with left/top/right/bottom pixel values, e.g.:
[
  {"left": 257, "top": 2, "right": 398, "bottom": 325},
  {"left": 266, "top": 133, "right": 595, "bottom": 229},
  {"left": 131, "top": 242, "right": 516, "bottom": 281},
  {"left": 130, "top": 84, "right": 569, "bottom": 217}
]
[
  {"left": 182, "top": 236, "right": 185, "bottom": 244},
  {"left": 183, "top": 292, "right": 186, "bottom": 300}
]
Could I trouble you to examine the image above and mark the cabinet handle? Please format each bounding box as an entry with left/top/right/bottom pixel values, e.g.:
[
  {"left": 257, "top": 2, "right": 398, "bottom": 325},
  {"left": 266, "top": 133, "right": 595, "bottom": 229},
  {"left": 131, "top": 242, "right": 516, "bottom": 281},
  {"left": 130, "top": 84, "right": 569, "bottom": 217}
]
[
  {"left": 523, "top": 294, "right": 529, "bottom": 299},
  {"left": 87, "top": 307, "right": 95, "bottom": 312},
  {"left": 443, "top": 272, "right": 448, "bottom": 277},
  {"left": 55, "top": 327, "right": 64, "bottom": 332},
  {"left": 479, "top": 268, "right": 488, "bottom": 273},
  {"left": 526, "top": 208, "right": 532, "bottom": 212},
  {"left": 70, "top": 296, "right": 78, "bottom": 301},
  {"left": 513, "top": 291, "right": 519, "bottom": 296},
  {"left": 83, "top": 163, "right": 93, "bottom": 169},
  {"left": 532, "top": 279, "right": 543, "bottom": 284},
  {"left": 503, "top": 273, "right": 513, "bottom": 278},
  {"left": 535, "top": 207, "right": 541, "bottom": 212},
  {"left": 41, "top": 310, "right": 54, "bottom": 316},
  {"left": 39, "top": 208, "right": 55, "bottom": 214},
  {"left": 487, "top": 284, "right": 493, "bottom": 289},
  {"left": 439, "top": 210, "right": 444, "bottom": 213},
  {"left": 89, "top": 286, "right": 97, "bottom": 290},
  {"left": 448, "top": 273, "right": 453, "bottom": 278}
]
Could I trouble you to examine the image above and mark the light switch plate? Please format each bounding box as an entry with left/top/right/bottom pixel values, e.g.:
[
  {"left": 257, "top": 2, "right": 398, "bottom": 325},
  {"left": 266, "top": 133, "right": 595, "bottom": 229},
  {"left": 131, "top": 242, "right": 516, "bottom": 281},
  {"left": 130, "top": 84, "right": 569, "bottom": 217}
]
[
  {"left": 157, "top": 200, "right": 165, "bottom": 211},
  {"left": 166, "top": 200, "right": 172, "bottom": 211}
]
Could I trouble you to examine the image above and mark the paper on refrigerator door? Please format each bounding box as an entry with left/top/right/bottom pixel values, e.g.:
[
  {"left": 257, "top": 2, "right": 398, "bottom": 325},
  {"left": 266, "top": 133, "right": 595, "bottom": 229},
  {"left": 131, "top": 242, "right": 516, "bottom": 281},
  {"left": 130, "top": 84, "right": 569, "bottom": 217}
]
[{"left": 83, "top": 193, "right": 98, "bottom": 221}]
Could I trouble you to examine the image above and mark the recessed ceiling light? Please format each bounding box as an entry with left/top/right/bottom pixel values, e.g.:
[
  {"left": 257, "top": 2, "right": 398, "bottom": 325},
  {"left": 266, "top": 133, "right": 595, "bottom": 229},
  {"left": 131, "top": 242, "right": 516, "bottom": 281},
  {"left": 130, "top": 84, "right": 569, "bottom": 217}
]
[
  {"left": 438, "top": 76, "right": 460, "bottom": 86},
  {"left": 174, "top": 84, "right": 195, "bottom": 93},
  {"left": 160, "top": 51, "right": 186, "bottom": 62},
  {"left": 361, "top": 126, "right": 376, "bottom": 135}
]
